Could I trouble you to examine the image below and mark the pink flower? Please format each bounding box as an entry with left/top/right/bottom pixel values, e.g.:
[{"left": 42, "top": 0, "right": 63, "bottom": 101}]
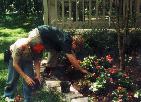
[
  {"left": 108, "top": 68, "right": 118, "bottom": 74},
  {"left": 96, "top": 66, "right": 101, "bottom": 69},
  {"left": 122, "top": 74, "right": 128, "bottom": 78},
  {"left": 117, "top": 86, "right": 124, "bottom": 91},
  {"left": 118, "top": 98, "right": 123, "bottom": 102},
  {"left": 109, "top": 78, "right": 113, "bottom": 83},
  {"left": 101, "top": 57, "right": 104, "bottom": 61},
  {"left": 106, "top": 54, "right": 113, "bottom": 63}
]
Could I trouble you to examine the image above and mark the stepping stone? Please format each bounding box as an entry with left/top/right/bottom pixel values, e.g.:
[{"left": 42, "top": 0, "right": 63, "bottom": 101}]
[
  {"left": 44, "top": 80, "right": 88, "bottom": 102},
  {"left": 44, "top": 80, "right": 61, "bottom": 88},
  {"left": 71, "top": 97, "right": 88, "bottom": 102}
]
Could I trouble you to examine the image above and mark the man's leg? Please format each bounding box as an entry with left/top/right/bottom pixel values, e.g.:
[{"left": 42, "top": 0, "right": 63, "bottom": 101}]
[
  {"left": 3, "top": 59, "right": 19, "bottom": 99},
  {"left": 44, "top": 49, "right": 58, "bottom": 77},
  {"left": 22, "top": 62, "right": 34, "bottom": 102},
  {"left": 47, "top": 50, "right": 58, "bottom": 67}
]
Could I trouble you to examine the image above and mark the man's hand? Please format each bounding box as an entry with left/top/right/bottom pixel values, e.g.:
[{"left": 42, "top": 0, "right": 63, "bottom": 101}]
[
  {"left": 80, "top": 69, "right": 94, "bottom": 76},
  {"left": 24, "top": 75, "right": 35, "bottom": 86},
  {"left": 80, "top": 69, "right": 89, "bottom": 74},
  {"left": 66, "top": 54, "right": 89, "bottom": 75},
  {"left": 34, "top": 75, "right": 41, "bottom": 82}
]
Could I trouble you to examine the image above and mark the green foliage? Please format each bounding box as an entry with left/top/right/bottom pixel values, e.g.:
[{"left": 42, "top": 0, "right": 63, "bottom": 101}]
[
  {"left": 125, "top": 29, "right": 141, "bottom": 55},
  {"left": 0, "top": 0, "right": 43, "bottom": 16},
  {"left": 32, "top": 88, "right": 66, "bottom": 102},
  {"left": 80, "top": 56, "right": 97, "bottom": 69},
  {"left": 0, "top": 13, "right": 43, "bottom": 29},
  {"left": 134, "top": 89, "right": 141, "bottom": 99},
  {"left": 82, "top": 29, "right": 118, "bottom": 57},
  {"left": 0, "top": 70, "right": 7, "bottom": 100},
  {"left": 81, "top": 29, "right": 141, "bottom": 62}
]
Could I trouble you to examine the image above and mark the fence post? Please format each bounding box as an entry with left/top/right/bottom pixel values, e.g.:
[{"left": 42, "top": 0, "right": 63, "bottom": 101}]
[
  {"left": 136, "top": 0, "right": 140, "bottom": 16},
  {"left": 89, "top": 0, "right": 92, "bottom": 26},
  {"left": 43, "top": 0, "right": 49, "bottom": 24},
  {"left": 62, "top": 0, "right": 64, "bottom": 27},
  {"left": 96, "top": 0, "right": 99, "bottom": 20},
  {"left": 103, "top": 0, "right": 106, "bottom": 19},
  {"left": 76, "top": 0, "right": 78, "bottom": 22},
  {"left": 82, "top": 0, "right": 85, "bottom": 22},
  {"left": 109, "top": 0, "right": 112, "bottom": 27},
  {"left": 69, "top": 0, "right": 72, "bottom": 21},
  {"left": 55, "top": 0, "right": 58, "bottom": 23}
]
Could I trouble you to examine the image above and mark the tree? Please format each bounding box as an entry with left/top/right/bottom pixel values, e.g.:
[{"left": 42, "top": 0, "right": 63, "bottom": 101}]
[{"left": 111, "top": 0, "right": 136, "bottom": 69}]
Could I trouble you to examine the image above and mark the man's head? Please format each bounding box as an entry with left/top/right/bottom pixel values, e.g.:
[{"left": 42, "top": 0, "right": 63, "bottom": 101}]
[
  {"left": 72, "top": 34, "right": 84, "bottom": 50},
  {"left": 28, "top": 28, "right": 45, "bottom": 53}
]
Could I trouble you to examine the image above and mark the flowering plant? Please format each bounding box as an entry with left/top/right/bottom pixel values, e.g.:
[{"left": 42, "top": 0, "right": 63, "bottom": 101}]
[
  {"left": 79, "top": 55, "right": 138, "bottom": 101},
  {"left": 134, "top": 89, "right": 141, "bottom": 99},
  {"left": 111, "top": 86, "right": 133, "bottom": 102}
]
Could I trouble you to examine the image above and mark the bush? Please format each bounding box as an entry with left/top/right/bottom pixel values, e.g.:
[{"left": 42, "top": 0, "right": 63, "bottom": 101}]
[
  {"left": 82, "top": 29, "right": 118, "bottom": 58},
  {"left": 77, "top": 29, "right": 141, "bottom": 61}
]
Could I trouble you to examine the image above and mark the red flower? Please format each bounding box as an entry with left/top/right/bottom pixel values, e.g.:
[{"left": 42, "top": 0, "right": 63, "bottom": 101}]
[
  {"left": 106, "top": 54, "right": 113, "bottom": 63},
  {"left": 96, "top": 66, "right": 101, "bottom": 69},
  {"left": 108, "top": 68, "right": 118, "bottom": 74},
  {"left": 122, "top": 74, "right": 128, "bottom": 78}
]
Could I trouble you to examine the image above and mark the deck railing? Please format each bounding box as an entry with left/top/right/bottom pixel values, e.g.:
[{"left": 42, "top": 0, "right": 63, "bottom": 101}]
[{"left": 43, "top": 0, "right": 140, "bottom": 29}]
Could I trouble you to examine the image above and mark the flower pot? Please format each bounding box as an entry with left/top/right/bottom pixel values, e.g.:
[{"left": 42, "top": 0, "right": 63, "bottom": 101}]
[
  {"left": 31, "top": 79, "right": 41, "bottom": 91},
  {"left": 60, "top": 81, "right": 71, "bottom": 93}
]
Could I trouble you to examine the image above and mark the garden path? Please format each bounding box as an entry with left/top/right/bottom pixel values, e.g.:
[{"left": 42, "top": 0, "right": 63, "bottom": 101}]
[{"left": 40, "top": 59, "right": 89, "bottom": 102}]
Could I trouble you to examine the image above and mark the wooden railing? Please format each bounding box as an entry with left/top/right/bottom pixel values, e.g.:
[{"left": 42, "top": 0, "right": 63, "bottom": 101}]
[{"left": 43, "top": 0, "right": 140, "bottom": 29}]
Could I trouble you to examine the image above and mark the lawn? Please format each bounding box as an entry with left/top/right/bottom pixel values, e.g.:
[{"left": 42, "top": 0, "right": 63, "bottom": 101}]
[{"left": 0, "top": 26, "right": 28, "bottom": 101}]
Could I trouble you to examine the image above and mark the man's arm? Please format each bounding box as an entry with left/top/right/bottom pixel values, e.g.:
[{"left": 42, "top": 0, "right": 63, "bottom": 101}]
[
  {"left": 12, "top": 44, "right": 35, "bottom": 86},
  {"left": 34, "top": 59, "right": 41, "bottom": 80},
  {"left": 66, "top": 53, "right": 88, "bottom": 74},
  {"left": 13, "top": 61, "right": 35, "bottom": 86}
]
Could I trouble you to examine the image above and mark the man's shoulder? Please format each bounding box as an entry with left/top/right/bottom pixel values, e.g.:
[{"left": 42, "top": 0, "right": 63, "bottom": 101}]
[
  {"left": 15, "top": 38, "right": 28, "bottom": 45},
  {"left": 11, "top": 38, "right": 28, "bottom": 50},
  {"left": 37, "top": 25, "right": 49, "bottom": 30},
  {"left": 37, "top": 25, "right": 61, "bottom": 33}
]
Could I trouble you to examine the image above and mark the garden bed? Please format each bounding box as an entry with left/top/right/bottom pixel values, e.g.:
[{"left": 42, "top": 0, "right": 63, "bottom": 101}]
[{"left": 42, "top": 54, "right": 141, "bottom": 102}]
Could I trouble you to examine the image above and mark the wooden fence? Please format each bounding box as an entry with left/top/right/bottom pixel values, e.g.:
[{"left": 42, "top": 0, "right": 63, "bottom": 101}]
[{"left": 43, "top": 0, "right": 141, "bottom": 29}]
